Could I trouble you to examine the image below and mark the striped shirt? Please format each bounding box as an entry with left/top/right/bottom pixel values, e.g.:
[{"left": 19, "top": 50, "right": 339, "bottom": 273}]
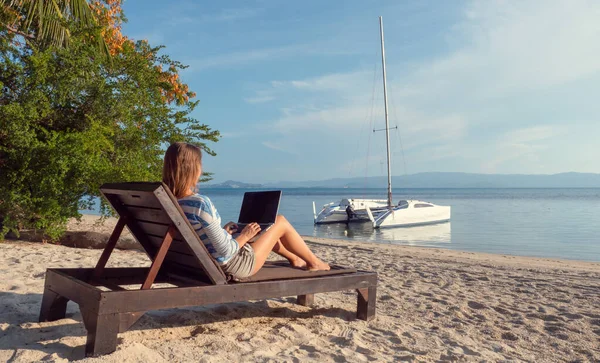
[{"left": 178, "top": 194, "right": 239, "bottom": 264}]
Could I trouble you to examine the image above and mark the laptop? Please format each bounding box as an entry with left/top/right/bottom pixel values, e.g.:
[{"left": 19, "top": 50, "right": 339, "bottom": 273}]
[{"left": 236, "top": 190, "right": 282, "bottom": 233}]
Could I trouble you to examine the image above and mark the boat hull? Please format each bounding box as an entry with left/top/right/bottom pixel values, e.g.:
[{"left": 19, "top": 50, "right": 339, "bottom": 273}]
[
  {"left": 314, "top": 199, "right": 389, "bottom": 224},
  {"left": 375, "top": 205, "right": 451, "bottom": 228},
  {"left": 314, "top": 210, "right": 358, "bottom": 224}
]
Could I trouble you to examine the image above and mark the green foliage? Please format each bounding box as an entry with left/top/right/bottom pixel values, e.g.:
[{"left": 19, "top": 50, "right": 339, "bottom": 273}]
[
  {"left": 0, "top": 27, "right": 219, "bottom": 240},
  {"left": 0, "top": 0, "right": 110, "bottom": 56}
]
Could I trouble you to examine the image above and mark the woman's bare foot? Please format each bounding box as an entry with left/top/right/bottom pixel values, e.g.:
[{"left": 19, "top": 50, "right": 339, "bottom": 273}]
[
  {"left": 307, "top": 260, "right": 330, "bottom": 271},
  {"left": 288, "top": 257, "right": 307, "bottom": 269}
]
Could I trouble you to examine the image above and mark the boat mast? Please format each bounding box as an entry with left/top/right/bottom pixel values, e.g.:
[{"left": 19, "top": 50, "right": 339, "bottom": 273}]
[{"left": 379, "top": 16, "right": 393, "bottom": 209}]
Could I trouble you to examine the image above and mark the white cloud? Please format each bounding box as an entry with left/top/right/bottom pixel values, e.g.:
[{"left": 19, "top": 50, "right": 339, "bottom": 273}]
[
  {"left": 385, "top": 110, "right": 468, "bottom": 150},
  {"left": 252, "top": 0, "right": 600, "bottom": 176},
  {"left": 274, "top": 70, "right": 373, "bottom": 93},
  {"left": 499, "top": 126, "right": 560, "bottom": 146},
  {"left": 188, "top": 44, "right": 307, "bottom": 72},
  {"left": 482, "top": 125, "right": 562, "bottom": 173},
  {"left": 164, "top": 7, "right": 261, "bottom": 26},
  {"left": 261, "top": 141, "right": 299, "bottom": 155},
  {"left": 244, "top": 95, "right": 275, "bottom": 104},
  {"left": 270, "top": 105, "right": 374, "bottom": 132},
  {"left": 337, "top": 152, "right": 389, "bottom": 176},
  {"left": 208, "top": 8, "right": 262, "bottom": 22},
  {"left": 187, "top": 39, "right": 364, "bottom": 72},
  {"left": 265, "top": 97, "right": 467, "bottom": 154},
  {"left": 408, "top": 0, "right": 600, "bottom": 98}
]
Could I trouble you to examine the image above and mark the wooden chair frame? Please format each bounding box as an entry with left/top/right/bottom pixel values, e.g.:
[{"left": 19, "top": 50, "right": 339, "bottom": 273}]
[{"left": 39, "top": 182, "right": 377, "bottom": 356}]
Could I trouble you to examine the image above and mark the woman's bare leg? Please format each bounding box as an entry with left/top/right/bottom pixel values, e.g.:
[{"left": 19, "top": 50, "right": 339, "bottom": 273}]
[
  {"left": 250, "top": 215, "right": 329, "bottom": 274},
  {"left": 248, "top": 238, "right": 305, "bottom": 268},
  {"left": 272, "top": 240, "right": 306, "bottom": 268}
]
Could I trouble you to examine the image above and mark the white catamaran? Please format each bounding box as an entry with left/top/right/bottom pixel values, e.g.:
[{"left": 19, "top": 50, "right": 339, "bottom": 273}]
[{"left": 313, "top": 17, "right": 451, "bottom": 228}]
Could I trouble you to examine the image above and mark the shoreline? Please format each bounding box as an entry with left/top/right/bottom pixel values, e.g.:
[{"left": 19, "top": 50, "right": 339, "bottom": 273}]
[
  {"left": 305, "top": 235, "right": 600, "bottom": 273},
  {"left": 1, "top": 215, "right": 599, "bottom": 361},
  {"left": 7, "top": 214, "right": 600, "bottom": 266}
]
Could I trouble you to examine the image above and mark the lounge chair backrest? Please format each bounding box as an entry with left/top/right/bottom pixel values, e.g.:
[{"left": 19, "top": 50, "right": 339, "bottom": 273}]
[{"left": 100, "top": 182, "right": 228, "bottom": 285}]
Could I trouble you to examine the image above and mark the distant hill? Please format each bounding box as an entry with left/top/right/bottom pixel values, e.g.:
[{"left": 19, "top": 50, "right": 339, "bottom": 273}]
[
  {"left": 261, "top": 172, "right": 600, "bottom": 188},
  {"left": 202, "top": 180, "right": 263, "bottom": 189}
]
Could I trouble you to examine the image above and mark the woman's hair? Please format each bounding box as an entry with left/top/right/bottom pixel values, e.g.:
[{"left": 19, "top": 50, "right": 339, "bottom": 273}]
[{"left": 162, "top": 142, "right": 202, "bottom": 199}]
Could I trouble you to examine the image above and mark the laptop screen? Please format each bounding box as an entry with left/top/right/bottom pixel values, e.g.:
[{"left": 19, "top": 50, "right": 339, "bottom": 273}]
[{"left": 238, "top": 191, "right": 282, "bottom": 224}]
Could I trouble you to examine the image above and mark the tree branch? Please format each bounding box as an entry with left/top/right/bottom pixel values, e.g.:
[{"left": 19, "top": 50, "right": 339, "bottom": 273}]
[{"left": 5, "top": 25, "right": 36, "bottom": 40}]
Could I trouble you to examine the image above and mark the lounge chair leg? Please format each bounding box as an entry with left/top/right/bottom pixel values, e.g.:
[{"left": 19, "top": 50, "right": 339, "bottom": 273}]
[
  {"left": 297, "top": 294, "right": 314, "bottom": 306},
  {"left": 81, "top": 309, "right": 120, "bottom": 357},
  {"left": 118, "top": 312, "right": 145, "bottom": 333},
  {"left": 39, "top": 288, "right": 68, "bottom": 322},
  {"left": 356, "top": 286, "right": 376, "bottom": 321}
]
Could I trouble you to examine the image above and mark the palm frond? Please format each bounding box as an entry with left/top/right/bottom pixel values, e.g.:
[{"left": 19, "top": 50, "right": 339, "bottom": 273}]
[{"left": 2, "top": 0, "right": 110, "bottom": 55}]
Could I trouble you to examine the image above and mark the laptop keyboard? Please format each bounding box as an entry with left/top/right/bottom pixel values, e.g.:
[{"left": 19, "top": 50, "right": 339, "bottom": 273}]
[{"left": 236, "top": 223, "right": 272, "bottom": 232}]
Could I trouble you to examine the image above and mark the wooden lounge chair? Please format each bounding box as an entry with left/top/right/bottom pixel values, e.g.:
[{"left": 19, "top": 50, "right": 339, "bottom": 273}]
[{"left": 39, "top": 182, "right": 378, "bottom": 356}]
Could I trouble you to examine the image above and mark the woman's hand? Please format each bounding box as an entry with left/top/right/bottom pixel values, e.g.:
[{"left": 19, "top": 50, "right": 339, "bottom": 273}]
[
  {"left": 232, "top": 222, "right": 261, "bottom": 248},
  {"left": 240, "top": 222, "right": 261, "bottom": 239},
  {"left": 224, "top": 221, "right": 238, "bottom": 235}
]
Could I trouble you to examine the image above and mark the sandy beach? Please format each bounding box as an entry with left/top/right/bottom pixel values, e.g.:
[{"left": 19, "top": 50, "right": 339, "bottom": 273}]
[{"left": 1, "top": 215, "right": 599, "bottom": 362}]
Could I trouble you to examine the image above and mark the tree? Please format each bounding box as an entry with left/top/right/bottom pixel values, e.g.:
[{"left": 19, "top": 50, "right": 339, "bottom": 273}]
[
  {"left": 1, "top": 0, "right": 195, "bottom": 103},
  {"left": 0, "top": 0, "right": 109, "bottom": 54},
  {"left": 0, "top": 16, "right": 218, "bottom": 239}
]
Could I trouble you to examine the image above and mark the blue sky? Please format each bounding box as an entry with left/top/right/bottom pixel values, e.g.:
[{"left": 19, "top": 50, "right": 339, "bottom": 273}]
[{"left": 123, "top": 0, "right": 600, "bottom": 184}]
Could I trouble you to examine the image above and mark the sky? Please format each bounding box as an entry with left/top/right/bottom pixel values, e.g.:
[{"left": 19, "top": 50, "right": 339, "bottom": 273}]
[{"left": 122, "top": 0, "right": 600, "bottom": 184}]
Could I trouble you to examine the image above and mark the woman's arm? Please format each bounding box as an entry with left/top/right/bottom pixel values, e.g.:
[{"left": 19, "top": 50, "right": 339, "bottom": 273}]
[
  {"left": 234, "top": 223, "right": 262, "bottom": 247},
  {"left": 235, "top": 234, "right": 251, "bottom": 247},
  {"left": 179, "top": 196, "right": 240, "bottom": 260}
]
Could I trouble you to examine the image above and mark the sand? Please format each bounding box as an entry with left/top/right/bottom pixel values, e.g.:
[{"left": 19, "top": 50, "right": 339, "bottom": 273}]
[{"left": 1, "top": 215, "right": 599, "bottom": 362}]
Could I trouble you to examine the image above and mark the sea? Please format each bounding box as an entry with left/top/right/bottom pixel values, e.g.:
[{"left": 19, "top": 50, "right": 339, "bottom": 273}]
[{"left": 82, "top": 188, "right": 600, "bottom": 263}]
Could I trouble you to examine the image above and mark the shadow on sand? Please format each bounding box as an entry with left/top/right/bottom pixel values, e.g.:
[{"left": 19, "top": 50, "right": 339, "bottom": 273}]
[{"left": 0, "top": 291, "right": 357, "bottom": 361}]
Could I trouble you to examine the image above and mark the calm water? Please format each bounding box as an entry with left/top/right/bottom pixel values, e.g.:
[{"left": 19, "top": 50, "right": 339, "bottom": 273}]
[{"left": 83, "top": 188, "right": 600, "bottom": 262}]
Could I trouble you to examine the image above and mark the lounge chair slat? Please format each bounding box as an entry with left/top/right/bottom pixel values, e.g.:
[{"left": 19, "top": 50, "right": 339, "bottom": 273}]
[
  {"left": 124, "top": 223, "right": 217, "bottom": 283},
  {"left": 235, "top": 262, "right": 357, "bottom": 282},
  {"left": 94, "top": 267, "right": 149, "bottom": 279},
  {"left": 102, "top": 194, "right": 158, "bottom": 259},
  {"left": 163, "top": 249, "right": 210, "bottom": 271},
  {"left": 117, "top": 194, "right": 163, "bottom": 209},
  {"left": 135, "top": 220, "right": 171, "bottom": 237},
  {"left": 90, "top": 279, "right": 127, "bottom": 291},
  {"left": 160, "top": 261, "right": 215, "bottom": 283},
  {"left": 100, "top": 189, "right": 157, "bottom": 198},
  {"left": 99, "top": 182, "right": 164, "bottom": 192},
  {"left": 80, "top": 268, "right": 206, "bottom": 286},
  {"left": 126, "top": 206, "right": 172, "bottom": 225},
  {"left": 138, "top": 223, "right": 203, "bottom": 257},
  {"left": 146, "top": 235, "right": 192, "bottom": 255},
  {"left": 161, "top": 271, "right": 212, "bottom": 286}
]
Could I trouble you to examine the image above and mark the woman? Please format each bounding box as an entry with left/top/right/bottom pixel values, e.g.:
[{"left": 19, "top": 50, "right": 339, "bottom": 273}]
[{"left": 162, "top": 142, "right": 330, "bottom": 280}]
